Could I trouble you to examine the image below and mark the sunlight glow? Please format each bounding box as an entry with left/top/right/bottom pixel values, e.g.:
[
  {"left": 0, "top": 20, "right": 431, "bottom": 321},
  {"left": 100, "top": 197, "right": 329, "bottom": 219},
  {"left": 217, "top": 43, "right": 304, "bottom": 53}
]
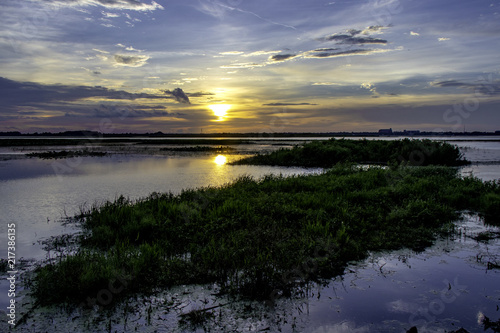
[
  {"left": 209, "top": 104, "right": 231, "bottom": 118},
  {"left": 214, "top": 155, "right": 227, "bottom": 165}
]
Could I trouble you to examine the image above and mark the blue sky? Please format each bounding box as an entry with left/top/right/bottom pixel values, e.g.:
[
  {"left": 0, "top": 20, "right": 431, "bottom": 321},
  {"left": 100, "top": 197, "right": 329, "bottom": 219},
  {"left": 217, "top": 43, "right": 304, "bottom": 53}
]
[{"left": 1, "top": 0, "right": 499, "bottom": 133}]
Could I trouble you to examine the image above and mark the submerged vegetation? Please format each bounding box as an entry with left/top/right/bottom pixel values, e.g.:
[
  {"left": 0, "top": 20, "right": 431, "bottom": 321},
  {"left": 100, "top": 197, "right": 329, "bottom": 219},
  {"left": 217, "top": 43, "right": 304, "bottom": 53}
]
[
  {"left": 26, "top": 150, "right": 107, "bottom": 159},
  {"left": 232, "top": 138, "right": 469, "bottom": 167},
  {"left": 160, "top": 145, "right": 236, "bottom": 153},
  {"left": 33, "top": 162, "right": 500, "bottom": 307}
]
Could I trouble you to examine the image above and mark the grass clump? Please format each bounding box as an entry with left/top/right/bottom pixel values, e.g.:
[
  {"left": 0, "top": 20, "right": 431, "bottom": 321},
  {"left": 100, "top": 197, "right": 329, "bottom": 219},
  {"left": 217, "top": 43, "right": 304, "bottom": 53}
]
[
  {"left": 32, "top": 164, "right": 500, "bottom": 307},
  {"left": 27, "top": 150, "right": 107, "bottom": 159},
  {"left": 160, "top": 146, "right": 236, "bottom": 153},
  {"left": 232, "top": 138, "right": 469, "bottom": 167}
]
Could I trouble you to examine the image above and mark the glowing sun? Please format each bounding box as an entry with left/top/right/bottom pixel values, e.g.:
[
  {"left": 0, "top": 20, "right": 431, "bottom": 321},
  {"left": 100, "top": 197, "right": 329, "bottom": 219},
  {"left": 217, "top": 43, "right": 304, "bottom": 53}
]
[{"left": 209, "top": 104, "right": 231, "bottom": 118}]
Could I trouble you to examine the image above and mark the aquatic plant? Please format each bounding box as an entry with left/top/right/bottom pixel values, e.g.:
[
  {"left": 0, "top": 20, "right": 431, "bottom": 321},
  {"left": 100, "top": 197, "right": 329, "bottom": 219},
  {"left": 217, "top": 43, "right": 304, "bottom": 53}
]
[
  {"left": 32, "top": 164, "right": 500, "bottom": 307},
  {"left": 26, "top": 150, "right": 107, "bottom": 159},
  {"left": 160, "top": 146, "right": 236, "bottom": 153},
  {"left": 232, "top": 138, "right": 469, "bottom": 167}
]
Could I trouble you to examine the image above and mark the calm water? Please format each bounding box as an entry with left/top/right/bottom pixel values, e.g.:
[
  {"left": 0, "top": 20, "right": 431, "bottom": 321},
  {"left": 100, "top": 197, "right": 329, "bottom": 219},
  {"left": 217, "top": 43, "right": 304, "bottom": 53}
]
[{"left": 0, "top": 137, "right": 499, "bottom": 332}]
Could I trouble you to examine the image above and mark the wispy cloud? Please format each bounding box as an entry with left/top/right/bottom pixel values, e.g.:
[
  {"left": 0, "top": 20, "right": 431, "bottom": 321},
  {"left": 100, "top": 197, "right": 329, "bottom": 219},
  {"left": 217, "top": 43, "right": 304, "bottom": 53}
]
[
  {"left": 113, "top": 54, "right": 149, "bottom": 67},
  {"left": 196, "top": 0, "right": 297, "bottom": 30},
  {"left": 263, "top": 102, "right": 318, "bottom": 106},
  {"left": 317, "top": 26, "right": 389, "bottom": 44},
  {"left": 220, "top": 62, "right": 264, "bottom": 69},
  {"left": 45, "top": 0, "right": 164, "bottom": 11},
  {"left": 304, "top": 48, "right": 392, "bottom": 58},
  {"left": 242, "top": 50, "right": 282, "bottom": 57},
  {"left": 318, "top": 34, "right": 388, "bottom": 44},
  {"left": 431, "top": 79, "right": 500, "bottom": 95}
]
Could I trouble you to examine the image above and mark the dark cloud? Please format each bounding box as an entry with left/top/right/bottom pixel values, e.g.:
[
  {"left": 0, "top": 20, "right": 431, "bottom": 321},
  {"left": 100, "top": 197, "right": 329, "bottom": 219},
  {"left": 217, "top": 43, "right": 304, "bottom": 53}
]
[
  {"left": 318, "top": 34, "right": 387, "bottom": 44},
  {"left": 431, "top": 80, "right": 468, "bottom": 88},
  {"left": 432, "top": 79, "right": 500, "bottom": 95},
  {"left": 306, "top": 49, "right": 375, "bottom": 58},
  {"left": 269, "top": 54, "right": 298, "bottom": 62},
  {"left": 318, "top": 25, "right": 389, "bottom": 45},
  {"left": 164, "top": 88, "right": 191, "bottom": 104},
  {"left": 313, "top": 48, "right": 340, "bottom": 52},
  {"left": 0, "top": 77, "right": 172, "bottom": 116},
  {"left": 187, "top": 92, "right": 215, "bottom": 97},
  {"left": 263, "top": 102, "right": 318, "bottom": 106},
  {"left": 69, "top": 104, "right": 178, "bottom": 118}
]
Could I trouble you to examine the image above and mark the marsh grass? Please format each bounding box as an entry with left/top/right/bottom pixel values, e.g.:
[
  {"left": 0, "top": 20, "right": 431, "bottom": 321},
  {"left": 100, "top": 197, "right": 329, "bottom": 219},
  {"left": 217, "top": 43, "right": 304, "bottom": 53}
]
[
  {"left": 26, "top": 150, "right": 107, "bottom": 159},
  {"left": 160, "top": 146, "right": 236, "bottom": 153},
  {"left": 32, "top": 164, "right": 500, "bottom": 307},
  {"left": 232, "top": 138, "right": 469, "bottom": 167}
]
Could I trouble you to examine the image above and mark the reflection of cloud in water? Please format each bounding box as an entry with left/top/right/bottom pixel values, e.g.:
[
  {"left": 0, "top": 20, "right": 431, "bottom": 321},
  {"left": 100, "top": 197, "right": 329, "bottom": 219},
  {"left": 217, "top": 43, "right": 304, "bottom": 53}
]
[
  {"left": 312, "top": 321, "right": 370, "bottom": 333},
  {"left": 387, "top": 299, "right": 419, "bottom": 314}
]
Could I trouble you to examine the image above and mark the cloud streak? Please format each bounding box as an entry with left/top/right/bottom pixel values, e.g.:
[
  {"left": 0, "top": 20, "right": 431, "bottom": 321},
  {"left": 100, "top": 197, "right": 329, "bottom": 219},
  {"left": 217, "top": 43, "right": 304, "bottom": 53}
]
[
  {"left": 114, "top": 54, "right": 150, "bottom": 67},
  {"left": 45, "top": 0, "right": 164, "bottom": 11},
  {"left": 263, "top": 102, "right": 318, "bottom": 106},
  {"left": 432, "top": 79, "right": 500, "bottom": 96}
]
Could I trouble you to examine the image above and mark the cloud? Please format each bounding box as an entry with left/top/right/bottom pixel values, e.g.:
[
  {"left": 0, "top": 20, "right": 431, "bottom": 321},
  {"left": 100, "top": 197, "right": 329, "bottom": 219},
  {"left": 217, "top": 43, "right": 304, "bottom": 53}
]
[
  {"left": 318, "top": 34, "right": 388, "bottom": 44},
  {"left": 187, "top": 92, "right": 215, "bottom": 98},
  {"left": 318, "top": 26, "right": 390, "bottom": 44},
  {"left": 113, "top": 54, "right": 150, "bottom": 67},
  {"left": 77, "top": 104, "right": 178, "bottom": 118},
  {"left": 46, "top": 0, "right": 164, "bottom": 11},
  {"left": 304, "top": 48, "right": 391, "bottom": 58},
  {"left": 242, "top": 50, "right": 282, "bottom": 57},
  {"left": 220, "top": 62, "right": 264, "bottom": 69},
  {"left": 313, "top": 48, "right": 341, "bottom": 52},
  {"left": 0, "top": 76, "right": 171, "bottom": 114},
  {"left": 263, "top": 102, "right": 318, "bottom": 106},
  {"left": 360, "top": 25, "right": 388, "bottom": 35},
  {"left": 219, "top": 51, "right": 245, "bottom": 55},
  {"left": 438, "top": 37, "right": 450, "bottom": 41},
  {"left": 410, "top": 31, "right": 420, "bottom": 36},
  {"left": 431, "top": 79, "right": 500, "bottom": 95},
  {"left": 164, "top": 88, "right": 191, "bottom": 104},
  {"left": 311, "top": 82, "right": 343, "bottom": 86},
  {"left": 269, "top": 54, "right": 298, "bottom": 62}
]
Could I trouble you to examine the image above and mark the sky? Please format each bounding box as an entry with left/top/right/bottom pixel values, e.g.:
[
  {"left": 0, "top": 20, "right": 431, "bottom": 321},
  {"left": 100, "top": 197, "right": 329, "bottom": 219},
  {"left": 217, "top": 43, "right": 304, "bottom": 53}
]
[{"left": 0, "top": 0, "right": 499, "bottom": 133}]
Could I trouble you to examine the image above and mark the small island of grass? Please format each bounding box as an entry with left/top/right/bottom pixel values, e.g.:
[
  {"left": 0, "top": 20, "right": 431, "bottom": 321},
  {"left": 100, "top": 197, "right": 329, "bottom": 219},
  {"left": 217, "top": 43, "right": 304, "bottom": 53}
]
[
  {"left": 232, "top": 138, "right": 469, "bottom": 167},
  {"left": 31, "top": 138, "right": 499, "bottom": 309},
  {"left": 26, "top": 150, "right": 107, "bottom": 159}
]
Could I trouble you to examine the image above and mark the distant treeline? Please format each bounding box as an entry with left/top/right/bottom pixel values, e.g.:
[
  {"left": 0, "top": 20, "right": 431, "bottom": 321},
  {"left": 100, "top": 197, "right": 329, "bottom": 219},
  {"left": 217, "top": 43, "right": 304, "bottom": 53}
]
[{"left": 2, "top": 130, "right": 500, "bottom": 137}]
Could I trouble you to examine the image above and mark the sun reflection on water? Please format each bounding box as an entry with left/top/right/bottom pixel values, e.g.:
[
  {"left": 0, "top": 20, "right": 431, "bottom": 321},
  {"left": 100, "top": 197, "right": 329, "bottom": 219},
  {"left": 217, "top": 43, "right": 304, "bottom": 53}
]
[{"left": 214, "top": 155, "right": 227, "bottom": 165}]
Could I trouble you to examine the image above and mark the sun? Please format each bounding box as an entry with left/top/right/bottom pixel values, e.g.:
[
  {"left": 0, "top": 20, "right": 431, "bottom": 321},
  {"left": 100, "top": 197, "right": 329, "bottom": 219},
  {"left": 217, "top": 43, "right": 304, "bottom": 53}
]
[{"left": 209, "top": 104, "right": 231, "bottom": 118}]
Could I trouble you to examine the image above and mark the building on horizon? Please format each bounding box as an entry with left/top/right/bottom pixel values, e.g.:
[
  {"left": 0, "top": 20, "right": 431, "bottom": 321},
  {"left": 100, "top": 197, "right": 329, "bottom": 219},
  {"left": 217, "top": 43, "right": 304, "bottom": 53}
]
[{"left": 378, "top": 128, "right": 393, "bottom": 136}]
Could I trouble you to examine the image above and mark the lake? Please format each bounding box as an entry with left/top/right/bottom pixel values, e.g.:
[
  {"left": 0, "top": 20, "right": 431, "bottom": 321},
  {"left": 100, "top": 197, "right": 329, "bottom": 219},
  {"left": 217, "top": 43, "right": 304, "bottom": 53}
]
[{"left": 0, "top": 136, "right": 499, "bottom": 332}]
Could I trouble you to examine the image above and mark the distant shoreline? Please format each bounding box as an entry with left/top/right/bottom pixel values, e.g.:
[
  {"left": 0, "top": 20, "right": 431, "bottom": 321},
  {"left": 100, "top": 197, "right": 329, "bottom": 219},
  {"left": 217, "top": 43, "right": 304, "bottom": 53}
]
[{"left": 1, "top": 130, "right": 500, "bottom": 138}]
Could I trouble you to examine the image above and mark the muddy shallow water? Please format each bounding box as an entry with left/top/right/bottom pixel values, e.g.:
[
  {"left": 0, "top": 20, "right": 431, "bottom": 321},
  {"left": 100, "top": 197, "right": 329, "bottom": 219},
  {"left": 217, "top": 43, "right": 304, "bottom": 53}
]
[{"left": 0, "top": 137, "right": 499, "bottom": 332}]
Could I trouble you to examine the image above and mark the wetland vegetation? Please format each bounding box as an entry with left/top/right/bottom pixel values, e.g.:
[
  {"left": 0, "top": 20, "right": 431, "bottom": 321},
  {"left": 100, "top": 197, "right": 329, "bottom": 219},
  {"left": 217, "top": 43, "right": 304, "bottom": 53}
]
[
  {"left": 32, "top": 141, "right": 499, "bottom": 308},
  {"left": 26, "top": 150, "right": 107, "bottom": 159},
  {"left": 160, "top": 146, "right": 236, "bottom": 153},
  {"left": 232, "top": 138, "right": 470, "bottom": 167}
]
